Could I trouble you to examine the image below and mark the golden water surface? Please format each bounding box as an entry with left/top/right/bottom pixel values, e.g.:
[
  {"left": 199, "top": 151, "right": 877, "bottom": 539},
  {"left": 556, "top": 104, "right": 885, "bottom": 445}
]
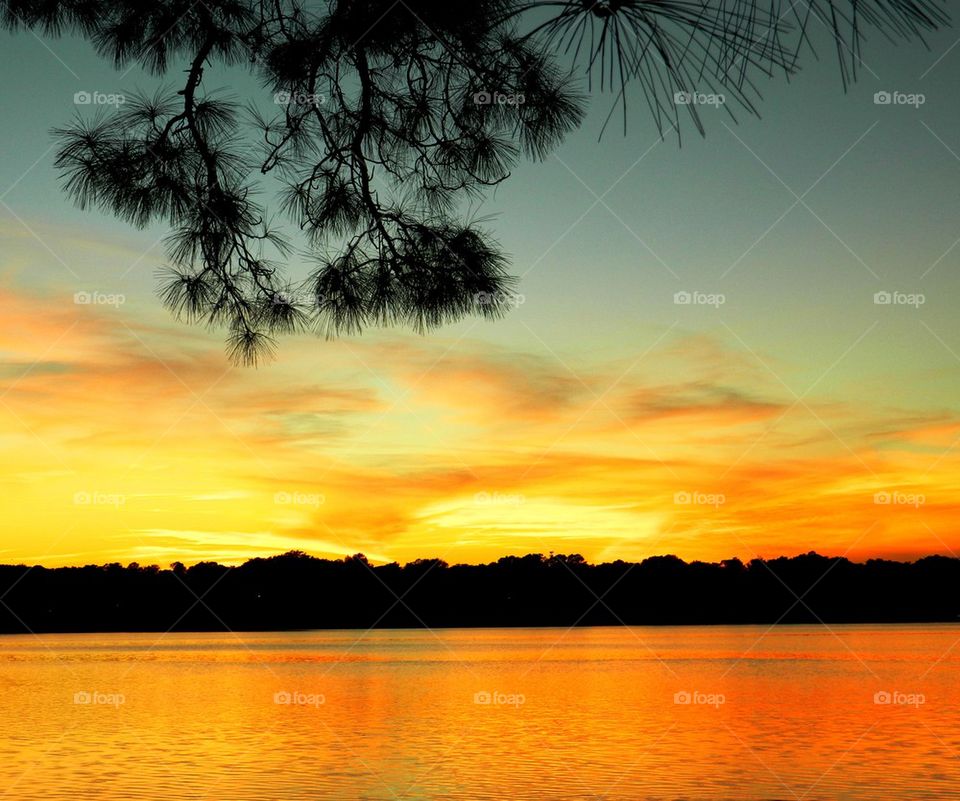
[{"left": 1, "top": 625, "right": 958, "bottom": 799}]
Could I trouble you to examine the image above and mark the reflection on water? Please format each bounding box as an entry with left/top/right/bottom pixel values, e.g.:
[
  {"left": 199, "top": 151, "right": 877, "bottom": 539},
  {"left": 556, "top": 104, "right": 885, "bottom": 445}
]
[{"left": 1, "top": 625, "right": 958, "bottom": 799}]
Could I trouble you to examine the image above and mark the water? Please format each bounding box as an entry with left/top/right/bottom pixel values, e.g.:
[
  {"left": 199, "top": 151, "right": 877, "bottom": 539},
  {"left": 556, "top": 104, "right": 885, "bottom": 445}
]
[{"left": 1, "top": 625, "right": 958, "bottom": 799}]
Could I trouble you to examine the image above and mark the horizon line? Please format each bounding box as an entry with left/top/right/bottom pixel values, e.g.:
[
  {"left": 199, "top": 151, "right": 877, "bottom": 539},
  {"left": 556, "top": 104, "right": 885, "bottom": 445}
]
[{"left": 5, "top": 549, "right": 960, "bottom": 571}]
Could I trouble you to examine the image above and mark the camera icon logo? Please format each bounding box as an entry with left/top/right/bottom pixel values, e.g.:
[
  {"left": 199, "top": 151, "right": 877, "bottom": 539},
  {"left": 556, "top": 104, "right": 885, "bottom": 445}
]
[
  {"left": 474, "top": 691, "right": 492, "bottom": 705},
  {"left": 873, "top": 91, "right": 892, "bottom": 105},
  {"left": 874, "top": 690, "right": 892, "bottom": 705},
  {"left": 473, "top": 91, "right": 492, "bottom": 105},
  {"left": 274, "top": 691, "right": 292, "bottom": 705},
  {"left": 73, "top": 691, "right": 92, "bottom": 704},
  {"left": 674, "top": 691, "right": 692, "bottom": 704},
  {"left": 73, "top": 91, "right": 92, "bottom": 105}
]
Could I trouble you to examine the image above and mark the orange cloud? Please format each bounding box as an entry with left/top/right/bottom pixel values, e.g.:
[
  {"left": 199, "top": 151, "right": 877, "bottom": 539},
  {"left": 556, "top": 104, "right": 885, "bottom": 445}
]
[{"left": 2, "top": 283, "right": 960, "bottom": 567}]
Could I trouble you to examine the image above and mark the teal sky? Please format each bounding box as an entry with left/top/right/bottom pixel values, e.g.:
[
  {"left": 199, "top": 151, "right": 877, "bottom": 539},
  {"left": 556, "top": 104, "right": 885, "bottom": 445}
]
[{"left": 3, "top": 23, "right": 959, "bottom": 385}]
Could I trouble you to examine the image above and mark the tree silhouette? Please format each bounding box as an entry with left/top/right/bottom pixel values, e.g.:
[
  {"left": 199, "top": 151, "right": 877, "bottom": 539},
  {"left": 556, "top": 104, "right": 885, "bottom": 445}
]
[
  {"left": 2, "top": 0, "right": 947, "bottom": 363},
  {"left": 1, "top": 550, "right": 958, "bottom": 631}
]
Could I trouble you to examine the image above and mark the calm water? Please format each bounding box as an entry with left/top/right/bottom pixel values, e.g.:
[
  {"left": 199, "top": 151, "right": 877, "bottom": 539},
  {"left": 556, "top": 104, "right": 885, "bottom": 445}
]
[{"left": 1, "top": 625, "right": 959, "bottom": 799}]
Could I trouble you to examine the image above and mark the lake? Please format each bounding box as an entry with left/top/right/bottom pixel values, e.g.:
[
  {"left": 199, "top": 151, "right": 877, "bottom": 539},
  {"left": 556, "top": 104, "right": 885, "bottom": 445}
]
[{"left": 0, "top": 625, "right": 957, "bottom": 799}]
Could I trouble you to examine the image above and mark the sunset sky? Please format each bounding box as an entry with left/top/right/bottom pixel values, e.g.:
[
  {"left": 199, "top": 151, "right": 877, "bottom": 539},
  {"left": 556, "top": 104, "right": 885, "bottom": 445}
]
[{"left": 2, "top": 23, "right": 960, "bottom": 567}]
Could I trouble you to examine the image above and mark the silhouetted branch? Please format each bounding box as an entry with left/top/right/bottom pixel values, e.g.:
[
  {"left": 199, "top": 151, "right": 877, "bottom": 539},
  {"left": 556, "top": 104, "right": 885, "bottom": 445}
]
[{"left": 3, "top": 0, "right": 949, "bottom": 362}]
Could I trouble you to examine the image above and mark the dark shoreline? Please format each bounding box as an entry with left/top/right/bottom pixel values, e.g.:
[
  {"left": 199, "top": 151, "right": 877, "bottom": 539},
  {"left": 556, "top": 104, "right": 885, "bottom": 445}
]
[
  {"left": 2, "top": 550, "right": 959, "bottom": 633},
  {"left": 2, "top": 620, "right": 960, "bottom": 636}
]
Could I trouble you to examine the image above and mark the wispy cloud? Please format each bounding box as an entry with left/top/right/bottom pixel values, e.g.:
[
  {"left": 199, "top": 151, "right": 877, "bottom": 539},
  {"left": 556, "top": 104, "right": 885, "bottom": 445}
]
[{"left": 1, "top": 283, "right": 959, "bottom": 566}]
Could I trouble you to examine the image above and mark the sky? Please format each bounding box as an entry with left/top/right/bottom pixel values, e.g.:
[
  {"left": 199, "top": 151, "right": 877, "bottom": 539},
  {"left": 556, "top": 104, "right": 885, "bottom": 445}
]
[{"left": 1, "top": 11, "right": 960, "bottom": 567}]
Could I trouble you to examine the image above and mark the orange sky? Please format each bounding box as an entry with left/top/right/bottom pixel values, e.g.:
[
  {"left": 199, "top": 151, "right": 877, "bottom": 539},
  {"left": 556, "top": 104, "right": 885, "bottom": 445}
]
[{"left": 1, "top": 281, "right": 958, "bottom": 568}]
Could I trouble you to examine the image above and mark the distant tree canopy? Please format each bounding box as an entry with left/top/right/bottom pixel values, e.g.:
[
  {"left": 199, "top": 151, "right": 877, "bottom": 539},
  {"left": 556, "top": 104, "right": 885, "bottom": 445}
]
[
  {"left": 2, "top": 0, "right": 948, "bottom": 363},
  {"left": 1, "top": 550, "right": 958, "bottom": 632}
]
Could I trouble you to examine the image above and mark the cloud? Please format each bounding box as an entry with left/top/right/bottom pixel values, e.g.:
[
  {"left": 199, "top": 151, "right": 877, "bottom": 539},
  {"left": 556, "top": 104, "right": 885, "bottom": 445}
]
[
  {"left": 129, "top": 529, "right": 391, "bottom": 564},
  {"left": 2, "top": 282, "right": 960, "bottom": 566}
]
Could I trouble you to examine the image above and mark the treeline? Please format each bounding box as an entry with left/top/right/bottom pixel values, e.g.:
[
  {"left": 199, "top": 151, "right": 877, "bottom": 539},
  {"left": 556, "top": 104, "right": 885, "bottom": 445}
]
[{"left": 0, "top": 551, "right": 958, "bottom": 633}]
